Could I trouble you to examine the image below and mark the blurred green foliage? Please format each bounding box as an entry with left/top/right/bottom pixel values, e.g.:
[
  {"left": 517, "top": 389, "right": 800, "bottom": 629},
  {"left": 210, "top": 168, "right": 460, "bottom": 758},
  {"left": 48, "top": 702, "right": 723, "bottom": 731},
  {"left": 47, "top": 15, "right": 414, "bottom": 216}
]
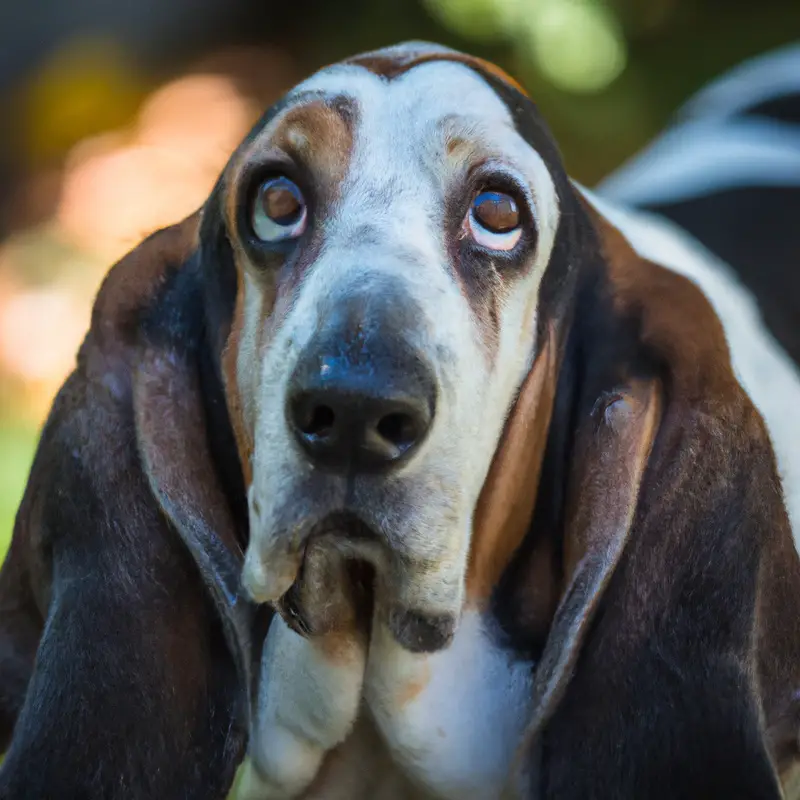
[{"left": 0, "top": 427, "right": 37, "bottom": 557}]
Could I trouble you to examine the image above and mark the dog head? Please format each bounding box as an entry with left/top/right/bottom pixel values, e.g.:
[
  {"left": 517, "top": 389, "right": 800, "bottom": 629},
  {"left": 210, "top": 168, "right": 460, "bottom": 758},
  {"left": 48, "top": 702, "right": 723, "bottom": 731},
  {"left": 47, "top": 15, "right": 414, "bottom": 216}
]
[{"left": 187, "top": 42, "right": 586, "bottom": 650}]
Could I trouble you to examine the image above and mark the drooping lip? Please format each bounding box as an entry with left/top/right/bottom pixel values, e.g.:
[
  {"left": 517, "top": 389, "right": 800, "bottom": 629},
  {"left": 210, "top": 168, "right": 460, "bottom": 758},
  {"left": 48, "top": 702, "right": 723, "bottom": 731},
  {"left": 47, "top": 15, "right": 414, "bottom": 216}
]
[
  {"left": 240, "top": 540, "right": 304, "bottom": 605},
  {"left": 277, "top": 539, "right": 378, "bottom": 639},
  {"left": 242, "top": 505, "right": 462, "bottom": 654},
  {"left": 240, "top": 509, "right": 384, "bottom": 606}
]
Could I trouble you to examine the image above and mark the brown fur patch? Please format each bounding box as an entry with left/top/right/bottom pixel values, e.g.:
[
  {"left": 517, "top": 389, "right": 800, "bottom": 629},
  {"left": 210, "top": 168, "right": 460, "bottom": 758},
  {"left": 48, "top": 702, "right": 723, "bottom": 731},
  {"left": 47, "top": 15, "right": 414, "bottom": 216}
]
[
  {"left": 228, "top": 99, "right": 355, "bottom": 210},
  {"left": 394, "top": 661, "right": 432, "bottom": 708},
  {"left": 274, "top": 101, "right": 354, "bottom": 188},
  {"left": 446, "top": 136, "right": 467, "bottom": 156},
  {"left": 346, "top": 48, "right": 528, "bottom": 98},
  {"left": 585, "top": 199, "right": 736, "bottom": 400},
  {"left": 317, "top": 632, "right": 366, "bottom": 666},
  {"left": 215, "top": 99, "right": 355, "bottom": 483},
  {"left": 220, "top": 284, "right": 253, "bottom": 487},
  {"left": 466, "top": 325, "right": 557, "bottom": 604}
]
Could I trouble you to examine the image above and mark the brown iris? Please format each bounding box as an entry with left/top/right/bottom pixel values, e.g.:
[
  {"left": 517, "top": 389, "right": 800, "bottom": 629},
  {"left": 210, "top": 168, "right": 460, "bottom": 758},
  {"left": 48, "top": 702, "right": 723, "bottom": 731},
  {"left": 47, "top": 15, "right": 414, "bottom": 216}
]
[
  {"left": 251, "top": 175, "right": 307, "bottom": 241},
  {"left": 260, "top": 177, "right": 303, "bottom": 224},
  {"left": 471, "top": 190, "right": 520, "bottom": 233}
]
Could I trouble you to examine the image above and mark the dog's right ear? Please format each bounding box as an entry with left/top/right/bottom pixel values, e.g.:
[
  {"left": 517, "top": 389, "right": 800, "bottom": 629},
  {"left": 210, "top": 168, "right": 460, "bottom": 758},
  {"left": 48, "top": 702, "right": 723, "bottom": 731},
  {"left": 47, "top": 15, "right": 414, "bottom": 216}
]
[
  {"left": 0, "top": 209, "right": 262, "bottom": 797},
  {"left": 128, "top": 212, "right": 262, "bottom": 719}
]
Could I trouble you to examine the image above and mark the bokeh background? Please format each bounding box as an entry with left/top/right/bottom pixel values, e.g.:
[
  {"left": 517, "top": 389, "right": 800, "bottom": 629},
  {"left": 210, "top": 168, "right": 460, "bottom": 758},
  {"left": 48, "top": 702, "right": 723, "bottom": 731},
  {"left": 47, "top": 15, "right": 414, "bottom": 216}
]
[{"left": 1, "top": 0, "right": 799, "bottom": 555}]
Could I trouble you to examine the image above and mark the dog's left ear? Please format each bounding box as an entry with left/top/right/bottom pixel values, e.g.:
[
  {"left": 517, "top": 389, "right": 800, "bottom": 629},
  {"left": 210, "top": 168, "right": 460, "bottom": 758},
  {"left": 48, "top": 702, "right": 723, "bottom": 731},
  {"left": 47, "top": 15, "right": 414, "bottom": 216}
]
[
  {"left": 549, "top": 377, "right": 662, "bottom": 706},
  {"left": 502, "top": 207, "right": 797, "bottom": 798},
  {"left": 501, "top": 377, "right": 662, "bottom": 795},
  {"left": 470, "top": 317, "right": 662, "bottom": 797}
]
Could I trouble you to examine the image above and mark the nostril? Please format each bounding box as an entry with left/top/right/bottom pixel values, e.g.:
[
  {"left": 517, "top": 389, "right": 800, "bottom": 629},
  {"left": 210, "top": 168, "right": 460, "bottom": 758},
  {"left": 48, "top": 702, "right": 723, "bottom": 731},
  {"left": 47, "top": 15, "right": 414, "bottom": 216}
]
[
  {"left": 376, "top": 412, "right": 422, "bottom": 453},
  {"left": 287, "top": 358, "right": 436, "bottom": 471},
  {"left": 300, "top": 404, "right": 336, "bottom": 438}
]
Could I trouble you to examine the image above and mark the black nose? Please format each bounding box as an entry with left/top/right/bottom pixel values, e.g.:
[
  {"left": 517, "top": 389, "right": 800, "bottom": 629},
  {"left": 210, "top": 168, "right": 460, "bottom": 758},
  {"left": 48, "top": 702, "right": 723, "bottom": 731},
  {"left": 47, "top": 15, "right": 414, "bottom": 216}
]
[{"left": 287, "top": 350, "right": 436, "bottom": 474}]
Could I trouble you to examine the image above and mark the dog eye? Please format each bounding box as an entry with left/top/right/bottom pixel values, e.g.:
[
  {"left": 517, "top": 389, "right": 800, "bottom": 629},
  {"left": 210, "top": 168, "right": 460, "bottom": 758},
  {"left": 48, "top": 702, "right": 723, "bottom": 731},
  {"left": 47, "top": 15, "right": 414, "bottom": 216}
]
[
  {"left": 467, "top": 190, "right": 522, "bottom": 251},
  {"left": 251, "top": 176, "right": 307, "bottom": 242}
]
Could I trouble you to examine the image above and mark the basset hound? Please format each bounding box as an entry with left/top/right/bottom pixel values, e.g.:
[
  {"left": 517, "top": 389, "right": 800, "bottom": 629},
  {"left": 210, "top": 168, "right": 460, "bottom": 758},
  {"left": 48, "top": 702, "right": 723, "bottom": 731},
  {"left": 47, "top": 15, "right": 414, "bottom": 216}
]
[{"left": 1, "top": 41, "right": 799, "bottom": 800}]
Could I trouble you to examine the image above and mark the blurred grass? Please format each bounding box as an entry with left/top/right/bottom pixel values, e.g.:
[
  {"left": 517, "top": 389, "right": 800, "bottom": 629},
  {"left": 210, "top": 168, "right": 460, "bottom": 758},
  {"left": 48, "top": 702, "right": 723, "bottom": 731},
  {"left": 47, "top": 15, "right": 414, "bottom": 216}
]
[{"left": 0, "top": 424, "right": 38, "bottom": 560}]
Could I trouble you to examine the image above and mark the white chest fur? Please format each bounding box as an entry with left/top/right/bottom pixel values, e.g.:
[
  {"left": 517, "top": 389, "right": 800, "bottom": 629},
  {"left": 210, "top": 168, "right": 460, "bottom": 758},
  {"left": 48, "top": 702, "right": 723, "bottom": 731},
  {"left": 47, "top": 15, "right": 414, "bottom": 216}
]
[{"left": 362, "top": 609, "right": 535, "bottom": 799}]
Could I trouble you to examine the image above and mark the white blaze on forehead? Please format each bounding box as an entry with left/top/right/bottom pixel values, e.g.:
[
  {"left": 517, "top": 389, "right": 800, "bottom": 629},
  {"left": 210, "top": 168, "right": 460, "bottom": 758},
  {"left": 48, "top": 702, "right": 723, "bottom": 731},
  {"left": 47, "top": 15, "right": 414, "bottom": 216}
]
[
  {"left": 292, "top": 61, "right": 559, "bottom": 250},
  {"left": 278, "top": 59, "right": 562, "bottom": 473}
]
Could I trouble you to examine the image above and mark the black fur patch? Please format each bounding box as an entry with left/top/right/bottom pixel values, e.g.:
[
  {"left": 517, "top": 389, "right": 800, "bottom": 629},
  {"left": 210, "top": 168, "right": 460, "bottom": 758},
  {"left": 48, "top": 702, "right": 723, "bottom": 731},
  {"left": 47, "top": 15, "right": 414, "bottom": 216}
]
[{"left": 387, "top": 607, "right": 457, "bottom": 653}]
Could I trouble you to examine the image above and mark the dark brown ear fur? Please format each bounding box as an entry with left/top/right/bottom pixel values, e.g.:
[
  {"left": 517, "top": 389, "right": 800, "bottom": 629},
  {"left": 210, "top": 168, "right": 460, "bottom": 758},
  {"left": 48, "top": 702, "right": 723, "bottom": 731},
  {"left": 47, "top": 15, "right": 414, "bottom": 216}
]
[
  {"left": 503, "top": 197, "right": 800, "bottom": 798},
  {"left": 505, "top": 378, "right": 662, "bottom": 793},
  {"left": 0, "top": 211, "right": 260, "bottom": 799}
]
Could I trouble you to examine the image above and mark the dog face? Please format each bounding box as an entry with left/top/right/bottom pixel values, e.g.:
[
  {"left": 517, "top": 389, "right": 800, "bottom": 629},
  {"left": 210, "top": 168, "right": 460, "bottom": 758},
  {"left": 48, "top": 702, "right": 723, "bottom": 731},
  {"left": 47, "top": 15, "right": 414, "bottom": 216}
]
[{"left": 216, "top": 44, "right": 561, "bottom": 645}]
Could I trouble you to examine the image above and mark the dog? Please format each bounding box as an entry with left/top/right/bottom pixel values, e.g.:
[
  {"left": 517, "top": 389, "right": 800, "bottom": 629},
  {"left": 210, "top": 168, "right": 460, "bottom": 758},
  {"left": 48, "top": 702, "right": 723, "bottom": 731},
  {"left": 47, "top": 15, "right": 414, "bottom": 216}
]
[{"left": 0, "top": 41, "right": 799, "bottom": 800}]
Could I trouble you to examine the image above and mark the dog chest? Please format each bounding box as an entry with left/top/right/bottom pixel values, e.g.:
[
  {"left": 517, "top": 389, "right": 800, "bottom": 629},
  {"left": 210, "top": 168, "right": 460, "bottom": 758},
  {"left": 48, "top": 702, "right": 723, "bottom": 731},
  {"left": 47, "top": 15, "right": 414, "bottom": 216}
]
[{"left": 359, "top": 608, "right": 536, "bottom": 799}]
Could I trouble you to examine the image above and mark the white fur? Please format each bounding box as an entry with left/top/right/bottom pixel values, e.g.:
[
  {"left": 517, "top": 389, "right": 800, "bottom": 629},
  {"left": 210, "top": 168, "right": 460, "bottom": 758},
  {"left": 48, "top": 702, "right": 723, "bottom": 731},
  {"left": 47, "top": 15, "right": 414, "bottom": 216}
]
[
  {"left": 239, "top": 615, "right": 366, "bottom": 800},
  {"left": 578, "top": 185, "right": 800, "bottom": 550},
  {"left": 364, "top": 608, "right": 534, "bottom": 799},
  {"left": 237, "top": 608, "right": 535, "bottom": 800}
]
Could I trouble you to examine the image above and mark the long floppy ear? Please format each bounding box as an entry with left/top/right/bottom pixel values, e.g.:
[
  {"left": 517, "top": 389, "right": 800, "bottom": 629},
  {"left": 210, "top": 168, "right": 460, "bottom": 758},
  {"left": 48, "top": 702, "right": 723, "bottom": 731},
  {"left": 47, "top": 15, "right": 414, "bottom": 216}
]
[
  {"left": 131, "top": 211, "right": 263, "bottom": 722},
  {"left": 133, "top": 346, "right": 260, "bottom": 719},
  {"left": 503, "top": 378, "right": 661, "bottom": 796},
  {"left": 0, "top": 214, "right": 256, "bottom": 798},
  {"left": 504, "top": 206, "right": 796, "bottom": 799}
]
